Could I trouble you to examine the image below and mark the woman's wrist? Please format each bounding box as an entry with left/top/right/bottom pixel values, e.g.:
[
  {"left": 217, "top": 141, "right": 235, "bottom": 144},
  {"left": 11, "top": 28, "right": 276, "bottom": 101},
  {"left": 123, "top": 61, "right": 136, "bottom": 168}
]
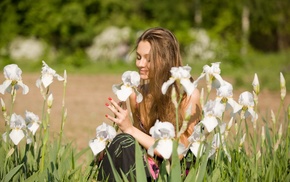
[{"left": 122, "top": 126, "right": 135, "bottom": 136}]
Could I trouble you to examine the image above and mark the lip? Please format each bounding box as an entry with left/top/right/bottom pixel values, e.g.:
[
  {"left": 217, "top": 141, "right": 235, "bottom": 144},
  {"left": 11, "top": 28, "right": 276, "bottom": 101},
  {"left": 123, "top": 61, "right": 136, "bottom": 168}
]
[{"left": 139, "top": 69, "right": 148, "bottom": 75}]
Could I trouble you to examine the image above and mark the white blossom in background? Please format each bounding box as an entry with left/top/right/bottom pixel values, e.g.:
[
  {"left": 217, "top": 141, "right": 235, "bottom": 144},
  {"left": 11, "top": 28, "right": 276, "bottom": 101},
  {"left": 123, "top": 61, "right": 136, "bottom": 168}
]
[
  {"left": 148, "top": 120, "right": 184, "bottom": 159},
  {"left": 86, "top": 26, "right": 131, "bottom": 62},
  {"left": 0, "top": 64, "right": 29, "bottom": 95},
  {"left": 186, "top": 29, "right": 217, "bottom": 61},
  {"left": 201, "top": 100, "right": 225, "bottom": 132},
  {"left": 36, "top": 61, "right": 64, "bottom": 89},
  {"left": 161, "top": 65, "right": 197, "bottom": 96},
  {"left": 194, "top": 62, "right": 224, "bottom": 92},
  {"left": 112, "top": 71, "right": 143, "bottom": 103},
  {"left": 9, "top": 37, "right": 44, "bottom": 61},
  {"left": 89, "top": 122, "right": 117, "bottom": 156},
  {"left": 234, "top": 91, "right": 258, "bottom": 121},
  {"left": 8, "top": 113, "right": 26, "bottom": 145},
  {"left": 25, "top": 111, "right": 41, "bottom": 135}
]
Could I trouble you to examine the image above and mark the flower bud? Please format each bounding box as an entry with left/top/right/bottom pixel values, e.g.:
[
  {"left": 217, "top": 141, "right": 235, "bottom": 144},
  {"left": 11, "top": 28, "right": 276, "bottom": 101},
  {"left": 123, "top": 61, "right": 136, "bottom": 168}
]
[
  {"left": 280, "top": 72, "right": 286, "bottom": 101},
  {"left": 261, "top": 126, "right": 265, "bottom": 147},
  {"left": 47, "top": 93, "right": 53, "bottom": 108},
  {"left": 1, "top": 98, "right": 6, "bottom": 112},
  {"left": 252, "top": 73, "right": 260, "bottom": 95}
]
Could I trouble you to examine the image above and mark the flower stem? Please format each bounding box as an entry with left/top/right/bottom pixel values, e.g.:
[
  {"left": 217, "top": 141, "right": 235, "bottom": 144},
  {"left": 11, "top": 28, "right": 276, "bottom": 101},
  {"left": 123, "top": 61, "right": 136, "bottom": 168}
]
[{"left": 58, "top": 79, "right": 67, "bottom": 154}]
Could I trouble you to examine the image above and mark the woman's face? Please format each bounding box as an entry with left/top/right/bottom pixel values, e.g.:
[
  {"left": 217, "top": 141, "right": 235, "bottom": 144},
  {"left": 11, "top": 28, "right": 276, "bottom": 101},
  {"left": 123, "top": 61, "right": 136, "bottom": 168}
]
[{"left": 136, "top": 41, "right": 151, "bottom": 80}]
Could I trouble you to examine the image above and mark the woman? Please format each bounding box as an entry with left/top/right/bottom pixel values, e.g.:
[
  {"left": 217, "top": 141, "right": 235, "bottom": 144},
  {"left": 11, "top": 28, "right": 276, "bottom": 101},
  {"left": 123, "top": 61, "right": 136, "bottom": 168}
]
[{"left": 97, "top": 27, "right": 201, "bottom": 181}]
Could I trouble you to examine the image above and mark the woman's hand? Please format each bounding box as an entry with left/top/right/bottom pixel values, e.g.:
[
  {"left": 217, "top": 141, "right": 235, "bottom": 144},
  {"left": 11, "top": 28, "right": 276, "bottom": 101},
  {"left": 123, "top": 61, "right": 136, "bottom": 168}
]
[{"left": 105, "top": 97, "right": 133, "bottom": 134}]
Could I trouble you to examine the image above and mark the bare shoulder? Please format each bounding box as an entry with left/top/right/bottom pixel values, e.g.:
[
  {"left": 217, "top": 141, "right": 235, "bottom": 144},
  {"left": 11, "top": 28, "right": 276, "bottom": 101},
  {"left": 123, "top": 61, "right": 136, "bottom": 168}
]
[{"left": 188, "top": 88, "right": 200, "bottom": 104}]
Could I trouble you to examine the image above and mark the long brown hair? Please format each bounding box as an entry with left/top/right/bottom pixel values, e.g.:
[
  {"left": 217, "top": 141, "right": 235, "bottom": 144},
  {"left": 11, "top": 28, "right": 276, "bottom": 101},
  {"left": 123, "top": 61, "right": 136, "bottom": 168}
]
[{"left": 135, "top": 27, "right": 186, "bottom": 133}]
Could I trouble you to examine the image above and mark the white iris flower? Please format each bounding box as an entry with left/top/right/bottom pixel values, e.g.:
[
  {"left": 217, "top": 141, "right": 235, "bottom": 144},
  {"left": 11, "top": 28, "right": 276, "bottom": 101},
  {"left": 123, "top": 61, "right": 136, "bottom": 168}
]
[
  {"left": 201, "top": 100, "right": 225, "bottom": 132},
  {"left": 161, "top": 65, "right": 196, "bottom": 96},
  {"left": 25, "top": 111, "right": 41, "bottom": 135},
  {"left": 89, "top": 122, "right": 117, "bottom": 156},
  {"left": 9, "top": 113, "right": 26, "bottom": 145},
  {"left": 36, "top": 61, "right": 64, "bottom": 88},
  {"left": 112, "top": 71, "right": 143, "bottom": 103},
  {"left": 195, "top": 62, "right": 224, "bottom": 91},
  {"left": 148, "top": 120, "right": 185, "bottom": 159},
  {"left": 215, "top": 81, "right": 237, "bottom": 110},
  {"left": 234, "top": 91, "right": 258, "bottom": 121},
  {"left": 0, "top": 64, "right": 29, "bottom": 95}
]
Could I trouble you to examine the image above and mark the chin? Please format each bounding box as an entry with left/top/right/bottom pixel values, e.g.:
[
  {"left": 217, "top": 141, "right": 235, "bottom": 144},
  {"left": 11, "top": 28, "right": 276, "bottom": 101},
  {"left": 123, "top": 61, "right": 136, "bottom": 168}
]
[{"left": 140, "top": 75, "right": 149, "bottom": 80}]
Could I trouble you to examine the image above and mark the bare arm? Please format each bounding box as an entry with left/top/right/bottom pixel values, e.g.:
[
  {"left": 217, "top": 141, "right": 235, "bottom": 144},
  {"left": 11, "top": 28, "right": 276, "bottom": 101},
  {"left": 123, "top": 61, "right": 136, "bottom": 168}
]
[
  {"left": 105, "top": 88, "right": 201, "bottom": 159},
  {"left": 105, "top": 96, "right": 156, "bottom": 151}
]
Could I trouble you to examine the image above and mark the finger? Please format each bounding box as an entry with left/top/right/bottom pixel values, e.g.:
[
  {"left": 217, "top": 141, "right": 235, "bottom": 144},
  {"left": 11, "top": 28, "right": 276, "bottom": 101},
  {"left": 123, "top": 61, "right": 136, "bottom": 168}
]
[
  {"left": 105, "top": 114, "right": 119, "bottom": 123},
  {"left": 108, "top": 97, "right": 124, "bottom": 112},
  {"left": 105, "top": 103, "right": 119, "bottom": 117},
  {"left": 108, "top": 97, "right": 119, "bottom": 108}
]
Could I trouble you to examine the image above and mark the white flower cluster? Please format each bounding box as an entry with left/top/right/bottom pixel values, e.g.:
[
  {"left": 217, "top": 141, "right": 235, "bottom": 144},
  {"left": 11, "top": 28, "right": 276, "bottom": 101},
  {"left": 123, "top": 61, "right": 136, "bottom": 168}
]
[
  {"left": 2, "top": 112, "right": 40, "bottom": 145},
  {"left": 185, "top": 29, "right": 218, "bottom": 62},
  {"left": 89, "top": 62, "right": 286, "bottom": 162},
  {"left": 0, "top": 61, "right": 65, "bottom": 145}
]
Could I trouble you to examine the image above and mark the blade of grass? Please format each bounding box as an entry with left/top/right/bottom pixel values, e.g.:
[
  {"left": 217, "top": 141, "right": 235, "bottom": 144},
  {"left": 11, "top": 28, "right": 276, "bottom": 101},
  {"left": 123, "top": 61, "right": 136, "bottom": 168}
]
[{"left": 135, "top": 140, "right": 147, "bottom": 180}]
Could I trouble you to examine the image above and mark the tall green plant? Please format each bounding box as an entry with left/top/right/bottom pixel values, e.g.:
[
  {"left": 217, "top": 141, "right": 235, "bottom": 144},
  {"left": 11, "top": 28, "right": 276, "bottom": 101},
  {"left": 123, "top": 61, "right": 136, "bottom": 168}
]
[{"left": 0, "top": 62, "right": 89, "bottom": 181}]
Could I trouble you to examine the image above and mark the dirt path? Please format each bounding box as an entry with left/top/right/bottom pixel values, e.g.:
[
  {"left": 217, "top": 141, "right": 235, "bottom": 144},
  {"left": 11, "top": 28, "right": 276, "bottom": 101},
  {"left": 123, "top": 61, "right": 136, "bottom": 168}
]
[{"left": 0, "top": 73, "right": 289, "bottom": 151}]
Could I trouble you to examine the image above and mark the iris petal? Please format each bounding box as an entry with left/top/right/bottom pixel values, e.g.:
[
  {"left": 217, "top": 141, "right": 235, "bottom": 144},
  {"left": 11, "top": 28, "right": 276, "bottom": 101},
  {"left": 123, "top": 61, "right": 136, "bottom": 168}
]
[
  {"left": 156, "top": 139, "right": 173, "bottom": 159},
  {"left": 161, "top": 78, "right": 175, "bottom": 94},
  {"left": 116, "top": 86, "right": 132, "bottom": 101},
  {"left": 9, "top": 129, "right": 25, "bottom": 145},
  {"left": 180, "top": 78, "right": 195, "bottom": 95},
  {"left": 89, "top": 139, "right": 106, "bottom": 156},
  {"left": 0, "top": 80, "right": 12, "bottom": 94},
  {"left": 201, "top": 116, "right": 218, "bottom": 132}
]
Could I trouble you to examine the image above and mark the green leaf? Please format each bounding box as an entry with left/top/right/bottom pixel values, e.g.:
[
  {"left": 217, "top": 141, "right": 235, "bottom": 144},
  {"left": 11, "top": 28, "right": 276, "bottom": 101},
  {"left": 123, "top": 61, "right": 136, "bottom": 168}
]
[
  {"left": 75, "top": 146, "right": 90, "bottom": 161},
  {"left": 265, "top": 125, "right": 273, "bottom": 153},
  {"left": 135, "top": 140, "right": 147, "bottom": 180},
  {"left": 25, "top": 171, "right": 40, "bottom": 182},
  {"left": 170, "top": 140, "right": 181, "bottom": 182},
  {"left": 105, "top": 149, "right": 122, "bottom": 181},
  {"left": 195, "top": 148, "right": 209, "bottom": 182},
  {"left": 120, "top": 170, "right": 130, "bottom": 182},
  {"left": 3, "top": 164, "right": 23, "bottom": 182},
  {"left": 184, "top": 167, "right": 196, "bottom": 182}
]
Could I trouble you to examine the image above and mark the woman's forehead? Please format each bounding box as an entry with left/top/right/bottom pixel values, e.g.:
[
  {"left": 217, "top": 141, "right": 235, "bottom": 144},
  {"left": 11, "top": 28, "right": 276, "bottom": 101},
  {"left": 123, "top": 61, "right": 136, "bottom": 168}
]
[{"left": 137, "top": 41, "right": 151, "bottom": 55}]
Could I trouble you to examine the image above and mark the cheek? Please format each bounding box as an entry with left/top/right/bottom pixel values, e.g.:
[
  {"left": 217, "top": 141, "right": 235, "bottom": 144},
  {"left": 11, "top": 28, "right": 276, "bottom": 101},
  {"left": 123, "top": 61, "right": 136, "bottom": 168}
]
[{"left": 147, "top": 62, "right": 150, "bottom": 69}]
